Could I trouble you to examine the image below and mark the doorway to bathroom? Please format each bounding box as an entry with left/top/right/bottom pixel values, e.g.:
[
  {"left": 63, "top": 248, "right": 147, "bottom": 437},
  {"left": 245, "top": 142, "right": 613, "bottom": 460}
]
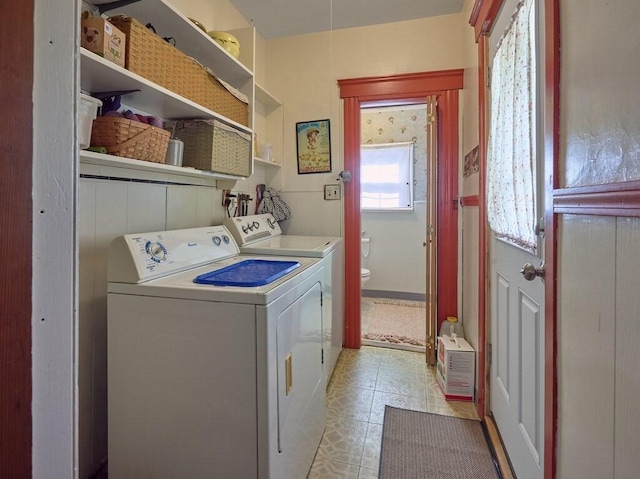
[
  {"left": 338, "top": 70, "right": 462, "bottom": 365},
  {"left": 359, "top": 103, "right": 429, "bottom": 353}
]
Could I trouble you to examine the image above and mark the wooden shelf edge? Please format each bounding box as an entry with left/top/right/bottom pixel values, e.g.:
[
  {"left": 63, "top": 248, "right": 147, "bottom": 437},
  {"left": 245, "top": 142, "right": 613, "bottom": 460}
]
[
  {"left": 80, "top": 150, "right": 246, "bottom": 180},
  {"left": 254, "top": 157, "right": 281, "bottom": 168}
]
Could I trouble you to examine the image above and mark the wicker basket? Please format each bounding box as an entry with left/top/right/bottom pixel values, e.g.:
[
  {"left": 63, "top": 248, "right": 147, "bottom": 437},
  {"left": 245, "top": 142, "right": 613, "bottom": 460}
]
[
  {"left": 174, "top": 119, "right": 252, "bottom": 176},
  {"left": 90, "top": 116, "right": 170, "bottom": 163},
  {"left": 108, "top": 15, "right": 249, "bottom": 126}
]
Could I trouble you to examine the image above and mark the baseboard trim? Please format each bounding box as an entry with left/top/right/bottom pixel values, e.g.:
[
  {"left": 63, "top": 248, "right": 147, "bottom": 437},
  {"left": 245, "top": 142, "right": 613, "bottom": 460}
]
[
  {"left": 361, "top": 290, "right": 426, "bottom": 302},
  {"left": 483, "top": 415, "right": 515, "bottom": 479},
  {"left": 361, "top": 339, "right": 426, "bottom": 353}
]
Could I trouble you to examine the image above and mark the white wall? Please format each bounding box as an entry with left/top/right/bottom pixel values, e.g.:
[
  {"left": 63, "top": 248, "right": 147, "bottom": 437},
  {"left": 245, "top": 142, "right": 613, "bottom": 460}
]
[
  {"left": 265, "top": 13, "right": 467, "bottom": 237},
  {"left": 361, "top": 204, "right": 427, "bottom": 296},
  {"left": 555, "top": 1, "right": 640, "bottom": 477}
]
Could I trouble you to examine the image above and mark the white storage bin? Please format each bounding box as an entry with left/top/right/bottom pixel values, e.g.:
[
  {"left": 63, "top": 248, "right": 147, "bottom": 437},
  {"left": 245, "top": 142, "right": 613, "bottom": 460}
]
[
  {"left": 78, "top": 93, "right": 102, "bottom": 150},
  {"left": 437, "top": 336, "right": 475, "bottom": 401}
]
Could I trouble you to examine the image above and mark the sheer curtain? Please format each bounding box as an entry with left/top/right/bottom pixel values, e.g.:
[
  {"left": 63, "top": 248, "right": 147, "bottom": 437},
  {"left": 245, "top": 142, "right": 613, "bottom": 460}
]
[
  {"left": 486, "top": 0, "right": 537, "bottom": 253},
  {"left": 361, "top": 142, "right": 414, "bottom": 210}
]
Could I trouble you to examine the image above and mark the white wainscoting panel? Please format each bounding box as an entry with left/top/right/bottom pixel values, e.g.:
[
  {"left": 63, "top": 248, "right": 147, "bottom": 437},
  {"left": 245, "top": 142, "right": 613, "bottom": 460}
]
[
  {"left": 126, "top": 183, "right": 168, "bottom": 233},
  {"left": 557, "top": 214, "right": 616, "bottom": 478},
  {"left": 614, "top": 216, "right": 640, "bottom": 478},
  {"left": 167, "top": 186, "right": 200, "bottom": 229}
]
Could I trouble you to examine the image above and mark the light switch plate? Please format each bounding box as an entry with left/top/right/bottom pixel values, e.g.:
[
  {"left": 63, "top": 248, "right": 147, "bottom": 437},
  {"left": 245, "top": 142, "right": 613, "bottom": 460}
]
[{"left": 324, "top": 184, "right": 341, "bottom": 200}]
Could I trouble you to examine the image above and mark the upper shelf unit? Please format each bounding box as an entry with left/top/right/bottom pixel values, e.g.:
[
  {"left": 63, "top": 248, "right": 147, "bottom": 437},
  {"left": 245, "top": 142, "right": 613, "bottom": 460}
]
[
  {"left": 80, "top": 48, "right": 249, "bottom": 131},
  {"left": 80, "top": 0, "right": 261, "bottom": 181},
  {"left": 100, "top": 0, "right": 252, "bottom": 87},
  {"left": 255, "top": 83, "right": 282, "bottom": 112}
]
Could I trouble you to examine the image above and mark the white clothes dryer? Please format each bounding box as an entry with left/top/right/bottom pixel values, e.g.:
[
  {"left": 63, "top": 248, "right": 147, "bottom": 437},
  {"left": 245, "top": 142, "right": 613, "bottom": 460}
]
[
  {"left": 107, "top": 225, "right": 325, "bottom": 479},
  {"left": 224, "top": 213, "right": 344, "bottom": 383}
]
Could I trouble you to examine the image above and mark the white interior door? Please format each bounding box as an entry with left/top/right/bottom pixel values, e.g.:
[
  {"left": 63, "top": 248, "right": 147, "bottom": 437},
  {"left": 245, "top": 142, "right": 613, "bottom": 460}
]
[
  {"left": 488, "top": 1, "right": 545, "bottom": 478},
  {"left": 490, "top": 237, "right": 544, "bottom": 479}
]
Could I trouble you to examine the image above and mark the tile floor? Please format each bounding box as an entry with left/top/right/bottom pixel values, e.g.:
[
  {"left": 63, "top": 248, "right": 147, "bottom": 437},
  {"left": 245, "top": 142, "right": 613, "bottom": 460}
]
[{"left": 307, "top": 346, "right": 479, "bottom": 479}]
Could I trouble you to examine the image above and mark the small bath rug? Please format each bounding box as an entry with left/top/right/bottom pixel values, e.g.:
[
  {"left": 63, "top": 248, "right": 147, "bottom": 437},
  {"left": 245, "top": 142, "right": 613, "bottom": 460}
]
[
  {"left": 361, "top": 297, "right": 426, "bottom": 347},
  {"left": 379, "top": 406, "right": 499, "bottom": 479}
]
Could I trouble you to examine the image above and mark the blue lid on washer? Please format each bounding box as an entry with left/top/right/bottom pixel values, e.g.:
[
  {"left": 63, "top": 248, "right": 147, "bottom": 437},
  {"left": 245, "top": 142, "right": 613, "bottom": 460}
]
[{"left": 193, "top": 259, "right": 301, "bottom": 287}]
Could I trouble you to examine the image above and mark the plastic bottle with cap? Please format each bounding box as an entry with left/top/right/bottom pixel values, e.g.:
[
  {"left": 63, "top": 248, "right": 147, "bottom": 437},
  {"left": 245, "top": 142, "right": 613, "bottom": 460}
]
[{"left": 440, "top": 316, "right": 465, "bottom": 340}]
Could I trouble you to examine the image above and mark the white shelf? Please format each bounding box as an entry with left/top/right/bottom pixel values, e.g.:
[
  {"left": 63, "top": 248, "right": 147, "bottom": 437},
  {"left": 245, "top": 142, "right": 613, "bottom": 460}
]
[
  {"left": 101, "top": 0, "right": 252, "bottom": 86},
  {"left": 80, "top": 150, "right": 245, "bottom": 184},
  {"left": 80, "top": 48, "right": 250, "bottom": 131},
  {"left": 254, "top": 157, "right": 281, "bottom": 168},
  {"left": 255, "top": 83, "right": 282, "bottom": 112},
  {"left": 80, "top": 0, "right": 284, "bottom": 185}
]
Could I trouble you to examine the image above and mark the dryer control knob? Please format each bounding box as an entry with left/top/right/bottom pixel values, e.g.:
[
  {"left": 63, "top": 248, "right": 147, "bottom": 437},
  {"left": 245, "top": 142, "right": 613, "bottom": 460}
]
[{"left": 146, "top": 241, "right": 167, "bottom": 263}]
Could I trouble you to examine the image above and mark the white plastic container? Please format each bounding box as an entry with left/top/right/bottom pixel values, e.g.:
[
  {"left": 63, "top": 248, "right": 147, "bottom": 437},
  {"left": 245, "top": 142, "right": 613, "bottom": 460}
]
[{"left": 78, "top": 93, "right": 102, "bottom": 150}]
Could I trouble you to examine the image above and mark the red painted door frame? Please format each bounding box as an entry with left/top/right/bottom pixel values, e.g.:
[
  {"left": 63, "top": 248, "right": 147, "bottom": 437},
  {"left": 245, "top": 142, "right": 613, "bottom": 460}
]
[
  {"left": 0, "top": 0, "right": 34, "bottom": 477},
  {"left": 338, "top": 70, "right": 464, "bottom": 349}
]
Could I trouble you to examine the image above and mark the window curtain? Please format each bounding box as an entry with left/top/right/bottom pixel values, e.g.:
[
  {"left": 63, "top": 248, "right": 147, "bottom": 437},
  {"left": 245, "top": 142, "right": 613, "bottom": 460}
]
[
  {"left": 361, "top": 142, "right": 414, "bottom": 209},
  {"left": 486, "top": 0, "right": 537, "bottom": 253}
]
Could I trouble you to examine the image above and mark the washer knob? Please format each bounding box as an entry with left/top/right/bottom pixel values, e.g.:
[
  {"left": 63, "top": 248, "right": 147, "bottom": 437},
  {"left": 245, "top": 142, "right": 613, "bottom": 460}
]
[{"left": 146, "top": 241, "right": 167, "bottom": 263}]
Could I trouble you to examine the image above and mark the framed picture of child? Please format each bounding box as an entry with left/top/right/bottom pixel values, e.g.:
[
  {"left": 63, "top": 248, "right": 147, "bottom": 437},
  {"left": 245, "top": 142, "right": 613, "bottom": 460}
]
[{"left": 296, "top": 119, "right": 332, "bottom": 174}]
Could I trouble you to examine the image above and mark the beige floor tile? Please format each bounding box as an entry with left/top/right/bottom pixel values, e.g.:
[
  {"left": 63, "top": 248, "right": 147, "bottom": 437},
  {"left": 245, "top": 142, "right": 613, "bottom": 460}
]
[
  {"left": 375, "top": 368, "right": 427, "bottom": 398},
  {"left": 328, "top": 363, "right": 379, "bottom": 390},
  {"left": 378, "top": 348, "right": 427, "bottom": 367},
  {"left": 326, "top": 385, "right": 375, "bottom": 422},
  {"left": 306, "top": 457, "right": 360, "bottom": 479},
  {"left": 360, "top": 422, "right": 383, "bottom": 470},
  {"left": 428, "top": 397, "right": 480, "bottom": 420},
  {"left": 311, "top": 344, "right": 482, "bottom": 476},
  {"left": 357, "top": 466, "right": 379, "bottom": 479},
  {"left": 315, "top": 417, "right": 368, "bottom": 465}
]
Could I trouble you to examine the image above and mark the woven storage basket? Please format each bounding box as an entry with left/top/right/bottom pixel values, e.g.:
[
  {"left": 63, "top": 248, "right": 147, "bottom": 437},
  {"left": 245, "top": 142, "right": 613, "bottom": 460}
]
[
  {"left": 175, "top": 119, "right": 252, "bottom": 176},
  {"left": 108, "top": 15, "right": 249, "bottom": 126},
  {"left": 90, "top": 116, "right": 170, "bottom": 163}
]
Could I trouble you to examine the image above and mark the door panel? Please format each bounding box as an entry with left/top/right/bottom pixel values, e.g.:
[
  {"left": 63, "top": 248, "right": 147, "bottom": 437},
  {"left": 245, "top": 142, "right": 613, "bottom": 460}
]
[
  {"left": 520, "top": 290, "right": 541, "bottom": 457},
  {"left": 491, "top": 238, "right": 544, "bottom": 479},
  {"left": 494, "top": 273, "right": 510, "bottom": 400}
]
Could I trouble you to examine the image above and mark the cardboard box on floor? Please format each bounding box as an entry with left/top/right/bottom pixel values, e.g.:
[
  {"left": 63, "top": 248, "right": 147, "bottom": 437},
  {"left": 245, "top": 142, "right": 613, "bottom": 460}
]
[
  {"left": 437, "top": 336, "right": 475, "bottom": 401},
  {"left": 81, "top": 18, "right": 125, "bottom": 67}
]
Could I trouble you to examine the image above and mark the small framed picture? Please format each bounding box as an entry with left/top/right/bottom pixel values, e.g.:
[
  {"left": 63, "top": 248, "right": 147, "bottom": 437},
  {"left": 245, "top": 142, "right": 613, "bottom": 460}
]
[{"left": 296, "top": 119, "right": 332, "bottom": 174}]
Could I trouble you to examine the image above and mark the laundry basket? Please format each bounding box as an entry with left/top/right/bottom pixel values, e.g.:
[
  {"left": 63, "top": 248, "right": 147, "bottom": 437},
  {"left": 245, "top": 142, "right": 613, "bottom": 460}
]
[{"left": 90, "top": 116, "right": 170, "bottom": 163}]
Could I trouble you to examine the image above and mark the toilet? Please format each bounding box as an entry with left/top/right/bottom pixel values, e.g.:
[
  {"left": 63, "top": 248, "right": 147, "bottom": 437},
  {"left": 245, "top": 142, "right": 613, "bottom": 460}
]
[
  {"left": 361, "top": 236, "right": 371, "bottom": 288},
  {"left": 361, "top": 268, "right": 371, "bottom": 288}
]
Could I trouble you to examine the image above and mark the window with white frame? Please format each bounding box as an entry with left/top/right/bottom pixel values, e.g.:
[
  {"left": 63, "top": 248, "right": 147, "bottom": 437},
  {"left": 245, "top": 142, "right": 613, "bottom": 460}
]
[{"left": 360, "top": 142, "right": 414, "bottom": 211}]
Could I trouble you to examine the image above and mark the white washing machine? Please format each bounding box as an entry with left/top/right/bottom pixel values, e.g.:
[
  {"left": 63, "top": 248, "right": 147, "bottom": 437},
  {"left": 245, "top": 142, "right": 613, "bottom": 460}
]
[
  {"left": 224, "top": 213, "right": 343, "bottom": 383},
  {"left": 107, "top": 225, "right": 326, "bottom": 479}
]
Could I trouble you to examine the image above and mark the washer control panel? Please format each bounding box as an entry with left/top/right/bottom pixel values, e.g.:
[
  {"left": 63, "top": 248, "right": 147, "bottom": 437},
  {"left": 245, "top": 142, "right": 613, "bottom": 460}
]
[
  {"left": 224, "top": 213, "right": 282, "bottom": 246},
  {"left": 108, "top": 225, "right": 239, "bottom": 283}
]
